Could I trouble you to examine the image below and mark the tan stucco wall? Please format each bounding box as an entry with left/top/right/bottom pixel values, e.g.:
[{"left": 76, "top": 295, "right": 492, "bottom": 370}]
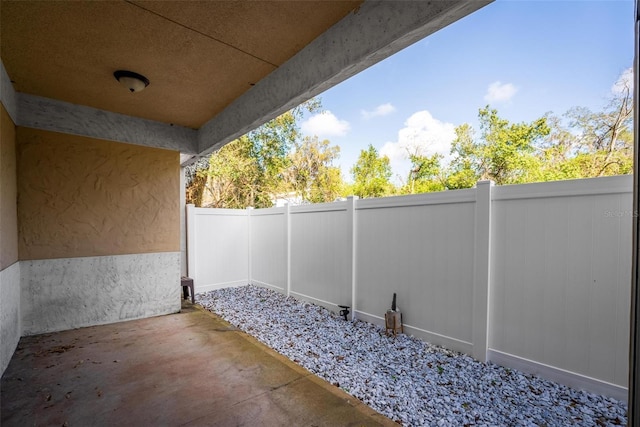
[
  {"left": 0, "top": 103, "right": 19, "bottom": 269},
  {"left": 17, "top": 128, "right": 180, "bottom": 260}
]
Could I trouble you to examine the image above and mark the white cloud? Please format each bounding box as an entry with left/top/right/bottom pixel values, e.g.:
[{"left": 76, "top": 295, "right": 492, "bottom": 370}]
[
  {"left": 484, "top": 81, "right": 518, "bottom": 103},
  {"left": 379, "top": 110, "right": 456, "bottom": 182},
  {"left": 361, "top": 103, "right": 396, "bottom": 119},
  {"left": 611, "top": 67, "right": 633, "bottom": 94},
  {"left": 301, "top": 111, "right": 350, "bottom": 137}
]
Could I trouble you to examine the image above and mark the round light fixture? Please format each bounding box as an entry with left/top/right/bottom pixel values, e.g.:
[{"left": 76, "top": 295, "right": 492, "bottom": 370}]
[{"left": 113, "top": 70, "right": 150, "bottom": 93}]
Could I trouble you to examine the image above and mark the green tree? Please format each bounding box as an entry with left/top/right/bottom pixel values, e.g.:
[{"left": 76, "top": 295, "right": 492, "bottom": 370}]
[
  {"left": 444, "top": 70, "right": 633, "bottom": 188},
  {"left": 351, "top": 144, "right": 393, "bottom": 198},
  {"left": 540, "top": 75, "right": 633, "bottom": 180},
  {"left": 187, "top": 99, "right": 321, "bottom": 208},
  {"left": 445, "top": 123, "right": 478, "bottom": 190},
  {"left": 284, "top": 135, "right": 343, "bottom": 203},
  {"left": 401, "top": 153, "right": 445, "bottom": 194},
  {"left": 249, "top": 102, "right": 314, "bottom": 194},
  {"left": 446, "top": 107, "right": 550, "bottom": 187},
  {"left": 202, "top": 136, "right": 262, "bottom": 208}
]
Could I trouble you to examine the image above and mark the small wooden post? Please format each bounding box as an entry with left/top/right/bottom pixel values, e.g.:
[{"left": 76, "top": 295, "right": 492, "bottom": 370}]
[{"left": 385, "top": 310, "right": 403, "bottom": 336}]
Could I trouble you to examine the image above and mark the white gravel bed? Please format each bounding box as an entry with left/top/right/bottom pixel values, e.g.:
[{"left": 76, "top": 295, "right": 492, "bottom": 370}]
[{"left": 197, "top": 285, "right": 627, "bottom": 426}]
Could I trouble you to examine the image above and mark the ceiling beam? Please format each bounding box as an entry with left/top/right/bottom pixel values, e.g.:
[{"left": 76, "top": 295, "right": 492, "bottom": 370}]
[
  {"left": 197, "top": 0, "right": 492, "bottom": 157},
  {"left": 17, "top": 94, "right": 198, "bottom": 154},
  {"left": 3, "top": 58, "right": 198, "bottom": 155}
]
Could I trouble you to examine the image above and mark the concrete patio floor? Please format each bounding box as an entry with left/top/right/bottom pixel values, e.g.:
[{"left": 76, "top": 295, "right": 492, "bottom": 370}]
[{"left": 1, "top": 299, "right": 396, "bottom": 426}]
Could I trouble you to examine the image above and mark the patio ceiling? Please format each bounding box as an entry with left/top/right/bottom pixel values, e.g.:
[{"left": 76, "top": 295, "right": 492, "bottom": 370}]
[
  {"left": 0, "top": 0, "right": 491, "bottom": 164},
  {"left": 1, "top": 1, "right": 361, "bottom": 129}
]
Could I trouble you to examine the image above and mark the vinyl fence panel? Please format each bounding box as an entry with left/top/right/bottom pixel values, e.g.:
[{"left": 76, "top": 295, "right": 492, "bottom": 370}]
[
  {"left": 187, "top": 207, "right": 248, "bottom": 293},
  {"left": 489, "top": 176, "right": 631, "bottom": 399},
  {"left": 355, "top": 191, "right": 477, "bottom": 354},
  {"left": 249, "top": 207, "right": 287, "bottom": 293},
  {"left": 289, "top": 202, "right": 351, "bottom": 311}
]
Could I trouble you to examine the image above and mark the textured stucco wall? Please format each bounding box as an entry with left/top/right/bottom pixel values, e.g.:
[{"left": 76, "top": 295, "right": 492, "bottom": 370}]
[
  {"left": 21, "top": 252, "right": 180, "bottom": 335},
  {"left": 1, "top": 262, "right": 21, "bottom": 374},
  {"left": 16, "top": 128, "right": 180, "bottom": 261},
  {"left": 1, "top": 104, "right": 18, "bottom": 268},
  {"left": 0, "top": 101, "right": 20, "bottom": 377}
]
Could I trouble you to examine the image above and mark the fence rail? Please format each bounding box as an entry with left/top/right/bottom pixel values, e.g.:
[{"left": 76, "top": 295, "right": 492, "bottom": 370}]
[{"left": 186, "top": 176, "right": 632, "bottom": 400}]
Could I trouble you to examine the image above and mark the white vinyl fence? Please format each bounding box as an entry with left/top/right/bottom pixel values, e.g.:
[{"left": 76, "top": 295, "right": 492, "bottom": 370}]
[{"left": 186, "top": 176, "right": 632, "bottom": 400}]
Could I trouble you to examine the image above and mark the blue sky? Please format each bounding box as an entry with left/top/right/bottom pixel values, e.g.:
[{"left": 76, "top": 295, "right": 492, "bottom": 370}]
[{"left": 299, "top": 0, "right": 635, "bottom": 184}]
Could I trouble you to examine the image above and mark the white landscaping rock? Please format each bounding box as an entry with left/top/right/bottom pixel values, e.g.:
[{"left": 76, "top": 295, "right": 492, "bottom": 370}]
[{"left": 198, "top": 285, "right": 627, "bottom": 427}]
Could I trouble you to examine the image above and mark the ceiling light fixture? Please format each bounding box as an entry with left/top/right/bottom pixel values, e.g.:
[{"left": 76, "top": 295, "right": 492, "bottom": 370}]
[{"left": 113, "top": 70, "right": 149, "bottom": 93}]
